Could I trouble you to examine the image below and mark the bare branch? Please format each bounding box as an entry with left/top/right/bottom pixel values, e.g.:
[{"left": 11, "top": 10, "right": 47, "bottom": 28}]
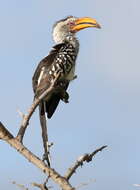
[
  {"left": 32, "top": 182, "right": 49, "bottom": 190},
  {"left": 65, "top": 146, "right": 107, "bottom": 180},
  {"left": 12, "top": 181, "right": 28, "bottom": 190},
  {"left": 16, "top": 72, "right": 61, "bottom": 142},
  {"left": 0, "top": 68, "right": 107, "bottom": 190},
  {"left": 0, "top": 122, "right": 75, "bottom": 190}
]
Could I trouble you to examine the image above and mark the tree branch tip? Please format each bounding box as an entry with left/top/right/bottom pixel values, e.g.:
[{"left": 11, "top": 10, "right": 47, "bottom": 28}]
[
  {"left": 94, "top": 145, "right": 108, "bottom": 152},
  {"left": 64, "top": 145, "right": 108, "bottom": 180},
  {"left": 98, "top": 145, "right": 108, "bottom": 152},
  {"left": 12, "top": 181, "right": 28, "bottom": 190},
  {"left": 102, "top": 145, "right": 108, "bottom": 149},
  {"left": 17, "top": 109, "right": 25, "bottom": 118}
]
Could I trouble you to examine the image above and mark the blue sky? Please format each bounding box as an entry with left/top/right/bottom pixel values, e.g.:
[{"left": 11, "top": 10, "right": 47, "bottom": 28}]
[{"left": 0, "top": 0, "right": 140, "bottom": 190}]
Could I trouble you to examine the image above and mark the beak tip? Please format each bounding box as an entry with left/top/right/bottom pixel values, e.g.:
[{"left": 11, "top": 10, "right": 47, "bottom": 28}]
[{"left": 96, "top": 23, "right": 101, "bottom": 29}]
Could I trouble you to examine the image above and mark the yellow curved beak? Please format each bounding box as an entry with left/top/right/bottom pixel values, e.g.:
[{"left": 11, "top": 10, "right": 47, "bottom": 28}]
[{"left": 71, "top": 17, "right": 101, "bottom": 32}]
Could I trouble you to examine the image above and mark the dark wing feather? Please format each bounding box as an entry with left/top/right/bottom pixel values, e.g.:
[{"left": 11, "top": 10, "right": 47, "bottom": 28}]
[
  {"left": 32, "top": 43, "right": 65, "bottom": 94},
  {"left": 45, "top": 82, "right": 69, "bottom": 118},
  {"left": 45, "top": 95, "right": 60, "bottom": 118},
  {"left": 32, "top": 43, "right": 69, "bottom": 118}
]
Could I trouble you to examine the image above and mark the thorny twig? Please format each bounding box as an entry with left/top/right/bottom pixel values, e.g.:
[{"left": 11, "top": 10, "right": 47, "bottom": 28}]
[
  {"left": 65, "top": 145, "right": 107, "bottom": 180},
  {"left": 0, "top": 122, "right": 74, "bottom": 190},
  {"left": 12, "top": 181, "right": 28, "bottom": 190}
]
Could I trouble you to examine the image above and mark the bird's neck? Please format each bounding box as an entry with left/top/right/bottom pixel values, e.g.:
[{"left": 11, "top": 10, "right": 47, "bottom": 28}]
[
  {"left": 53, "top": 31, "right": 79, "bottom": 53},
  {"left": 64, "top": 35, "right": 79, "bottom": 51}
]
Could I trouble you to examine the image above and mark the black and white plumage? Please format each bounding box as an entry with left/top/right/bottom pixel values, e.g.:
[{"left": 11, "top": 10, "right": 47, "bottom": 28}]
[{"left": 32, "top": 16, "right": 101, "bottom": 118}]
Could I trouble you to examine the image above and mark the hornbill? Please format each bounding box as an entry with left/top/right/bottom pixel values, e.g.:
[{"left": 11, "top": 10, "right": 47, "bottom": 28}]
[
  {"left": 32, "top": 16, "right": 101, "bottom": 118},
  {"left": 32, "top": 16, "right": 101, "bottom": 165}
]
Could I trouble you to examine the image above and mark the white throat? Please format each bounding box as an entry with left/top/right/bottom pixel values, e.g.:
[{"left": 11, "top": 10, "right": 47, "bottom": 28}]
[{"left": 53, "top": 30, "right": 79, "bottom": 49}]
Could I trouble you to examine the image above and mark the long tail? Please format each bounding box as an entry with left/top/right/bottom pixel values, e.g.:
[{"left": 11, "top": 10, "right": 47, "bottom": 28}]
[
  {"left": 39, "top": 101, "right": 50, "bottom": 166},
  {"left": 45, "top": 95, "right": 60, "bottom": 119}
]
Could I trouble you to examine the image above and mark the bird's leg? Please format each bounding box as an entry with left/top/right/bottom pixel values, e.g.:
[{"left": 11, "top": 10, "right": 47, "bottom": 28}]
[
  {"left": 40, "top": 114, "right": 51, "bottom": 166},
  {"left": 39, "top": 103, "right": 51, "bottom": 166}
]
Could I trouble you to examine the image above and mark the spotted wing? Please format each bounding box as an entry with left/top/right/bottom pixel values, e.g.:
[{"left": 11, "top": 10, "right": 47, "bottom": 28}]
[{"left": 32, "top": 43, "right": 69, "bottom": 118}]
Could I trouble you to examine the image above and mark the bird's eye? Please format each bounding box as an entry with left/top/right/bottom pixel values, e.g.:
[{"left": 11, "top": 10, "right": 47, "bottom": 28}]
[{"left": 68, "top": 21, "right": 75, "bottom": 26}]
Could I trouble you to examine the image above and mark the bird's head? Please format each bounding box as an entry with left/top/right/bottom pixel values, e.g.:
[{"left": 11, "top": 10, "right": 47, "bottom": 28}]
[{"left": 52, "top": 16, "right": 101, "bottom": 43}]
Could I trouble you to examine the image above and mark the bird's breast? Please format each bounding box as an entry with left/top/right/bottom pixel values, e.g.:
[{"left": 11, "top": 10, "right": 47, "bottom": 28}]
[{"left": 48, "top": 50, "right": 77, "bottom": 82}]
